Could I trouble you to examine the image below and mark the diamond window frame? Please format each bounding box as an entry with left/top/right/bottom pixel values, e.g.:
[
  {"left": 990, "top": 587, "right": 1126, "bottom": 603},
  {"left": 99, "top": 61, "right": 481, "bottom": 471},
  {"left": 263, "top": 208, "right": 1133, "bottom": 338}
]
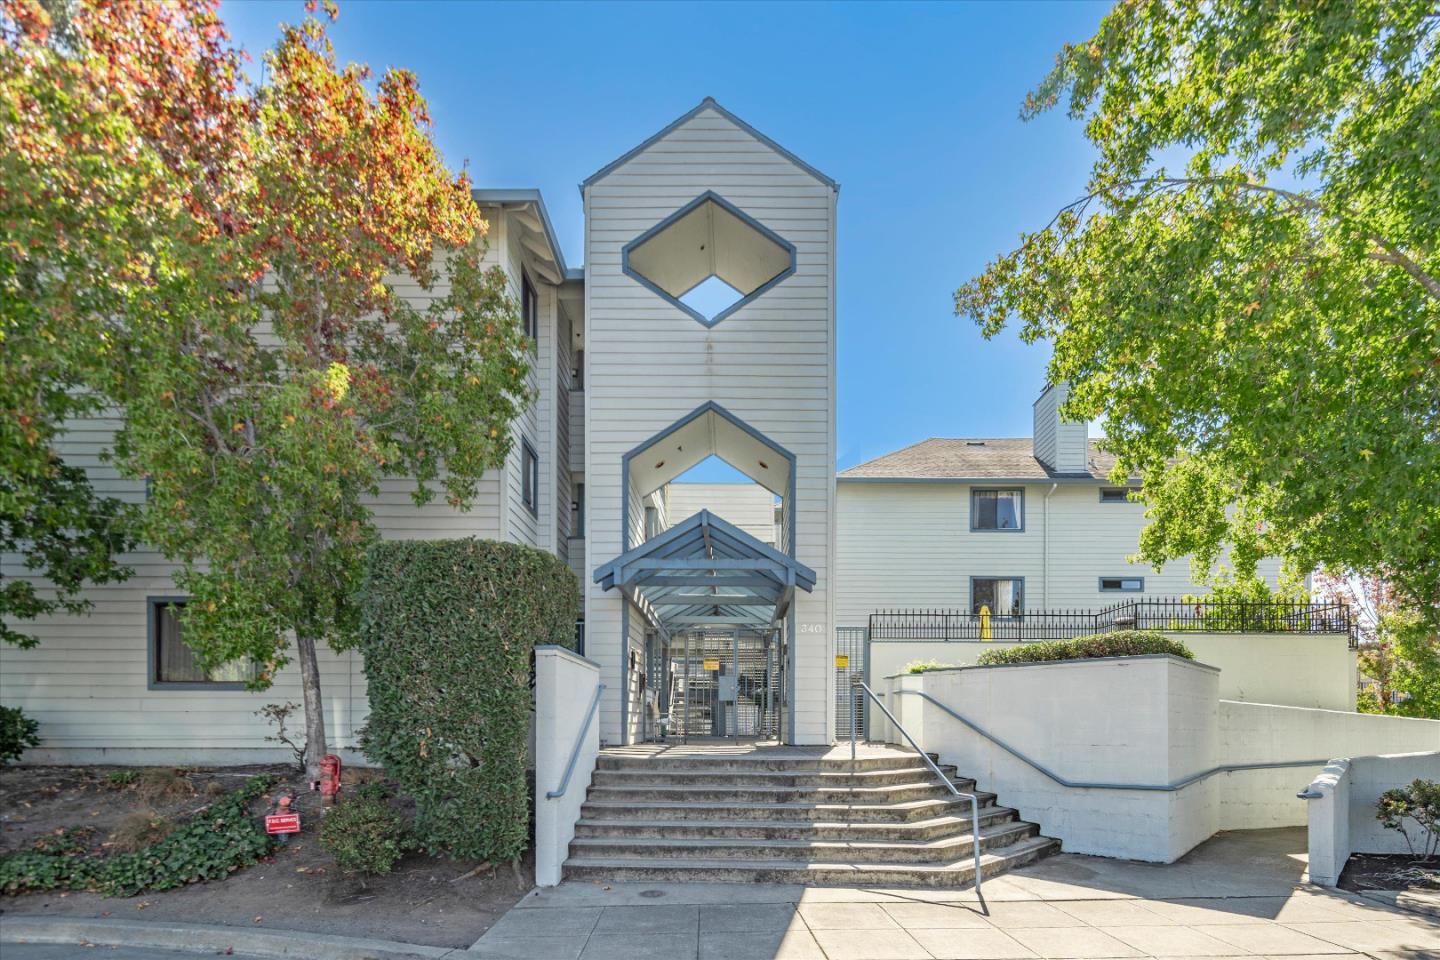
[{"left": 621, "top": 191, "right": 797, "bottom": 328}]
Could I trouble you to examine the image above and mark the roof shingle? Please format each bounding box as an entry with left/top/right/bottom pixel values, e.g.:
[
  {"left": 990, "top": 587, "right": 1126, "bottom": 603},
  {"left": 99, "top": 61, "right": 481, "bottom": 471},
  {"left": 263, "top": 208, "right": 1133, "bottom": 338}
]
[{"left": 838, "top": 438, "right": 1118, "bottom": 481}]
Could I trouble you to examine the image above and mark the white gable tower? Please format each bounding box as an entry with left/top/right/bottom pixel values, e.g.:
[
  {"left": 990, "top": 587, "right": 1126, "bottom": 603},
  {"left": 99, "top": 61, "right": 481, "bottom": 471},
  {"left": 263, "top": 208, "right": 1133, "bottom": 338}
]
[{"left": 582, "top": 98, "right": 838, "bottom": 745}]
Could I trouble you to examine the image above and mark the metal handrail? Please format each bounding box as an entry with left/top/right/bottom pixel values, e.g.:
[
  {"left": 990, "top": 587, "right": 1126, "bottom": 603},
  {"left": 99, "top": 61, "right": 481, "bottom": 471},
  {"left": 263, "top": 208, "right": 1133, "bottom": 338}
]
[
  {"left": 895, "top": 688, "right": 1330, "bottom": 792},
  {"left": 545, "top": 683, "right": 606, "bottom": 800},
  {"left": 851, "top": 680, "right": 984, "bottom": 895}
]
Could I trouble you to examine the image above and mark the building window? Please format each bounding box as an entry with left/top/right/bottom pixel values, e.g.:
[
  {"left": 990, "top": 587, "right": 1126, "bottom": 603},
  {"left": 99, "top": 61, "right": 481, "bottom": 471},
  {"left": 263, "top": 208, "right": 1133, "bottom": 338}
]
[
  {"left": 972, "top": 577, "right": 1024, "bottom": 617},
  {"left": 521, "top": 440, "right": 539, "bottom": 516},
  {"left": 1099, "top": 487, "right": 1138, "bottom": 503},
  {"left": 1099, "top": 576, "right": 1145, "bottom": 592},
  {"left": 149, "top": 599, "right": 256, "bottom": 688},
  {"left": 521, "top": 272, "right": 538, "bottom": 342},
  {"left": 644, "top": 504, "right": 661, "bottom": 540},
  {"left": 971, "top": 488, "right": 1024, "bottom": 531}
]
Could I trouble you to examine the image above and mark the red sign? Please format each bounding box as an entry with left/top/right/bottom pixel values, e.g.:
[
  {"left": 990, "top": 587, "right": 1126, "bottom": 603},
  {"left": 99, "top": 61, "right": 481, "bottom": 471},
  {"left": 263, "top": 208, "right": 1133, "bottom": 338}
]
[{"left": 265, "top": 813, "right": 301, "bottom": 835}]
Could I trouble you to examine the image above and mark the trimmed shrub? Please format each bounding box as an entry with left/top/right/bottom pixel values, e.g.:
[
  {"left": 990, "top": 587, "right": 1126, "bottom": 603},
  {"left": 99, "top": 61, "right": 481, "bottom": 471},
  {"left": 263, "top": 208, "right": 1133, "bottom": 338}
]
[
  {"left": 320, "top": 791, "right": 409, "bottom": 875},
  {"left": 358, "top": 538, "right": 578, "bottom": 864},
  {"left": 976, "top": 630, "right": 1194, "bottom": 666},
  {"left": 0, "top": 705, "right": 40, "bottom": 765},
  {"left": 906, "top": 659, "right": 958, "bottom": 674},
  {"left": 0, "top": 774, "right": 274, "bottom": 896}
]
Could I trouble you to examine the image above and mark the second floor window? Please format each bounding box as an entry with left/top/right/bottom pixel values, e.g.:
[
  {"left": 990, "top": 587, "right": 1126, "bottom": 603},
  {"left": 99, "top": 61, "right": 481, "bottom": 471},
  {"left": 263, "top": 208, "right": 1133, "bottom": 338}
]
[
  {"left": 522, "top": 272, "right": 538, "bottom": 342},
  {"left": 971, "top": 488, "right": 1024, "bottom": 531},
  {"left": 644, "top": 504, "right": 661, "bottom": 540},
  {"left": 972, "top": 578, "right": 1023, "bottom": 618},
  {"left": 521, "top": 440, "right": 538, "bottom": 516}
]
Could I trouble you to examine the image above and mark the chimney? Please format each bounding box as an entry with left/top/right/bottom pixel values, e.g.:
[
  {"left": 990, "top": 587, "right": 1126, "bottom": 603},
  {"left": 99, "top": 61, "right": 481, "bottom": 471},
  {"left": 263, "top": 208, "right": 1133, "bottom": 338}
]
[{"left": 1032, "top": 382, "right": 1089, "bottom": 474}]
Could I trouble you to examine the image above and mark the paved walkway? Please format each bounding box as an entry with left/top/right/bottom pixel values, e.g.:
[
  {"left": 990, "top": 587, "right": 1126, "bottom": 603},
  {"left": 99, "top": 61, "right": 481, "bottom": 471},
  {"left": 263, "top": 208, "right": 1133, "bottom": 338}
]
[{"left": 467, "top": 829, "right": 1440, "bottom": 960}]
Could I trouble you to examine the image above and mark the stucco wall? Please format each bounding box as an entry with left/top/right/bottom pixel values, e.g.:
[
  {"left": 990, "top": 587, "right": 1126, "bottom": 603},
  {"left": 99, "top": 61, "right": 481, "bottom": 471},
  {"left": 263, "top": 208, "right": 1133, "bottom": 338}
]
[
  {"left": 877, "top": 655, "right": 1439, "bottom": 863},
  {"left": 868, "top": 632, "right": 1356, "bottom": 711},
  {"left": 533, "top": 646, "right": 602, "bottom": 887},
  {"left": 1216, "top": 701, "right": 1440, "bottom": 830},
  {"left": 880, "top": 656, "right": 1221, "bottom": 863}
]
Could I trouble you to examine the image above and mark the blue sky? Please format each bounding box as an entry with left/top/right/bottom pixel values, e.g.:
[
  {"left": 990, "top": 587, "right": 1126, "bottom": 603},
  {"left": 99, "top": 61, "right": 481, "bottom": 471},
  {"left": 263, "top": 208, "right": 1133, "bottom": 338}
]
[{"left": 221, "top": 0, "right": 1109, "bottom": 473}]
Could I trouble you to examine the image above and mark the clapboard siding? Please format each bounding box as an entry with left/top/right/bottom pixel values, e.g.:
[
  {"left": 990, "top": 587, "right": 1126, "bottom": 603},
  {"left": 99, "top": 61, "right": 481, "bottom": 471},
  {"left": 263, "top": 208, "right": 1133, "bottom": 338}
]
[
  {"left": 834, "top": 482, "right": 1286, "bottom": 626},
  {"left": 0, "top": 231, "right": 533, "bottom": 762},
  {"left": 664, "top": 482, "right": 777, "bottom": 546},
  {"left": 585, "top": 105, "right": 836, "bottom": 745}
]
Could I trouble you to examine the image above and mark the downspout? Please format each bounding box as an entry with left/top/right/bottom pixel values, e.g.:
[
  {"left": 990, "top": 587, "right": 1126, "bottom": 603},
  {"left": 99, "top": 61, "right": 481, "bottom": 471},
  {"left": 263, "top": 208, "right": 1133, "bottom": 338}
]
[{"left": 1042, "top": 483, "right": 1058, "bottom": 609}]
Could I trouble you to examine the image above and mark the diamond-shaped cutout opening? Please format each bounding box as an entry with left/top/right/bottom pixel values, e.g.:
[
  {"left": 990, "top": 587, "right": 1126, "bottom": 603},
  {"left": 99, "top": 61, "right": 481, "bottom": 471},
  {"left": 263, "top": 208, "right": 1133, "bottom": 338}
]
[{"left": 624, "top": 192, "right": 795, "bottom": 326}]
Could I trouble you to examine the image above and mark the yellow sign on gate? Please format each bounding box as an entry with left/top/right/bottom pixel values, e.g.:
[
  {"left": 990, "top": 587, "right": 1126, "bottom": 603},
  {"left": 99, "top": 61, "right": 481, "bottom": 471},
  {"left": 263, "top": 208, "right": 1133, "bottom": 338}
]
[
  {"left": 702, "top": 659, "right": 720, "bottom": 671},
  {"left": 834, "top": 654, "right": 850, "bottom": 668}
]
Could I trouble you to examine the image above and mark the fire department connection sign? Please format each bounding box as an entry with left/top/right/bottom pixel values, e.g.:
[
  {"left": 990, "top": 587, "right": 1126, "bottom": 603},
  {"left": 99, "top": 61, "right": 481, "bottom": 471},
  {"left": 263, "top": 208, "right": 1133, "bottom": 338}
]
[{"left": 265, "top": 813, "right": 301, "bottom": 835}]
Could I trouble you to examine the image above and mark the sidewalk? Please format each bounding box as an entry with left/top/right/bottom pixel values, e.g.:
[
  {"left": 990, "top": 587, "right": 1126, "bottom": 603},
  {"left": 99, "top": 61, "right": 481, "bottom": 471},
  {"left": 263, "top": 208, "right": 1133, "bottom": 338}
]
[{"left": 468, "top": 829, "right": 1440, "bottom": 960}]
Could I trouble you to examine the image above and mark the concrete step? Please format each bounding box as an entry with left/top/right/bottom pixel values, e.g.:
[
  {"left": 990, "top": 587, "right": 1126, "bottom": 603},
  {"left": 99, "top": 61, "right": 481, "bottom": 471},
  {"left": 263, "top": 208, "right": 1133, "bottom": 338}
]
[
  {"left": 595, "top": 753, "right": 936, "bottom": 774},
  {"left": 589, "top": 764, "right": 961, "bottom": 789},
  {"left": 562, "top": 834, "right": 1061, "bottom": 888},
  {"left": 578, "top": 793, "right": 999, "bottom": 823},
  {"left": 584, "top": 779, "right": 979, "bottom": 805},
  {"left": 568, "top": 819, "right": 1039, "bottom": 864},
  {"left": 572, "top": 808, "right": 1019, "bottom": 842}
]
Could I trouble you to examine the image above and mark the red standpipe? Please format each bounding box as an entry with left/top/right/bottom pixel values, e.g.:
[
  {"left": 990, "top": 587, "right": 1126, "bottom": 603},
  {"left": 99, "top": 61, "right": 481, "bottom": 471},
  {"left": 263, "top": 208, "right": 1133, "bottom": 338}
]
[{"left": 318, "top": 753, "right": 342, "bottom": 805}]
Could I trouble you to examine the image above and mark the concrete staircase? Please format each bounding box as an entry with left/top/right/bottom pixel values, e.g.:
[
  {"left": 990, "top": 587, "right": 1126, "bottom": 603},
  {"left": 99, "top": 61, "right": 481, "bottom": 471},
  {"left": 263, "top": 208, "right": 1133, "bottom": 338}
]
[{"left": 563, "top": 745, "right": 1058, "bottom": 887}]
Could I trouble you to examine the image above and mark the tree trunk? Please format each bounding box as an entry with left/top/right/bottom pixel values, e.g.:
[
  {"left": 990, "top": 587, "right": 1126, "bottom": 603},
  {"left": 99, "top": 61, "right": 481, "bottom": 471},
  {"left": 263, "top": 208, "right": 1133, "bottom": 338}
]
[{"left": 295, "top": 631, "right": 329, "bottom": 783}]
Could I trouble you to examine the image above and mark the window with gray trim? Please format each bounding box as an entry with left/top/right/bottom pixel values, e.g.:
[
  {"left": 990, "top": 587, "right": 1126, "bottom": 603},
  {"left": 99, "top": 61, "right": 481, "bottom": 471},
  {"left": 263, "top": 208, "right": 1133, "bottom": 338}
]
[
  {"left": 1099, "top": 576, "right": 1145, "bottom": 592},
  {"left": 971, "top": 577, "right": 1023, "bottom": 617},
  {"left": 150, "top": 599, "right": 257, "bottom": 687},
  {"left": 971, "top": 488, "right": 1024, "bottom": 531},
  {"left": 1099, "top": 486, "right": 1138, "bottom": 503},
  {"left": 521, "top": 440, "right": 539, "bottom": 516},
  {"left": 521, "top": 271, "right": 538, "bottom": 342}
]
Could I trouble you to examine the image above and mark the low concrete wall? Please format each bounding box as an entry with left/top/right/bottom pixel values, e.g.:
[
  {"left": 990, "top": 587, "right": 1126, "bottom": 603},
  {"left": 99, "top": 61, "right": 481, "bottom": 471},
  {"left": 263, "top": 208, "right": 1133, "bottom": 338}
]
[
  {"left": 1304, "top": 751, "right": 1440, "bottom": 886},
  {"left": 1216, "top": 702, "right": 1440, "bottom": 829},
  {"left": 866, "top": 631, "right": 1356, "bottom": 711},
  {"left": 881, "top": 655, "right": 1220, "bottom": 863},
  {"left": 878, "top": 655, "right": 1439, "bottom": 864},
  {"left": 533, "top": 646, "right": 601, "bottom": 888}
]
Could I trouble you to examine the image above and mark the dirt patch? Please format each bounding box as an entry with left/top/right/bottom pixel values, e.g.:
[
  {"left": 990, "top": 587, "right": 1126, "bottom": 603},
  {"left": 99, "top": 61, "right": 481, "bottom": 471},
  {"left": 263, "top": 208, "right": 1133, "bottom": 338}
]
[
  {"left": 1339, "top": 853, "right": 1440, "bottom": 893},
  {"left": 0, "top": 765, "right": 530, "bottom": 948}
]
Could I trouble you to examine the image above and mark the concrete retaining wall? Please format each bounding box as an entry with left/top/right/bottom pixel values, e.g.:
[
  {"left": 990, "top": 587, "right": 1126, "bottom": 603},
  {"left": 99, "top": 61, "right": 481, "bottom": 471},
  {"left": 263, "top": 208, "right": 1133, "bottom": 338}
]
[
  {"left": 878, "top": 654, "right": 1439, "bottom": 864},
  {"left": 1304, "top": 751, "right": 1440, "bottom": 886},
  {"left": 533, "top": 646, "right": 601, "bottom": 887},
  {"left": 866, "top": 631, "right": 1356, "bottom": 711}
]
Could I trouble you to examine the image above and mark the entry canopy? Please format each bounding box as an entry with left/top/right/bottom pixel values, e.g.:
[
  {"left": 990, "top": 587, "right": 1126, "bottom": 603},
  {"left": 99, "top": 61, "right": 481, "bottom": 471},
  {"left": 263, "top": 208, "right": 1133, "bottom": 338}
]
[
  {"left": 594, "top": 510, "right": 816, "bottom": 631},
  {"left": 626, "top": 401, "right": 792, "bottom": 506}
]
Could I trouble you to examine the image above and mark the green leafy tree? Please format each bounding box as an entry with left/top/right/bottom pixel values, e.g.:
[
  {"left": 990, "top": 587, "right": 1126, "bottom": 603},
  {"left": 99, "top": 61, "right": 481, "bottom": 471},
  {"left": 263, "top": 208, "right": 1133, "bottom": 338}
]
[
  {"left": 4, "top": 0, "right": 531, "bottom": 778},
  {"left": 956, "top": 1, "right": 1439, "bottom": 627}
]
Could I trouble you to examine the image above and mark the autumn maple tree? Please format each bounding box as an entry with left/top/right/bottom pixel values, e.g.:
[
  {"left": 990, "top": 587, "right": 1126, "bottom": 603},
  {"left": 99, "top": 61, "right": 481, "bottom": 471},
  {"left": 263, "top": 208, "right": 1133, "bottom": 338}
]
[
  {"left": 2, "top": 0, "right": 530, "bottom": 777},
  {"left": 956, "top": 1, "right": 1439, "bottom": 632}
]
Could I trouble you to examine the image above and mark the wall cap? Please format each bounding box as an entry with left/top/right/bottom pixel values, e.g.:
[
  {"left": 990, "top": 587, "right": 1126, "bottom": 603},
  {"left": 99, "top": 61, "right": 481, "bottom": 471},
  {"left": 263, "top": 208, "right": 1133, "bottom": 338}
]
[
  {"left": 884, "top": 652, "right": 1220, "bottom": 681},
  {"left": 535, "top": 645, "right": 601, "bottom": 670}
]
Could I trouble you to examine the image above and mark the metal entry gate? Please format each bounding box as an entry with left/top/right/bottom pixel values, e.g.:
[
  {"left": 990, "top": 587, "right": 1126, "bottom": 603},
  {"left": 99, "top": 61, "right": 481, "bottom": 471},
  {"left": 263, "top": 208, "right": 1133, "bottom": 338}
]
[
  {"left": 835, "top": 626, "right": 867, "bottom": 740},
  {"left": 665, "top": 628, "right": 781, "bottom": 740}
]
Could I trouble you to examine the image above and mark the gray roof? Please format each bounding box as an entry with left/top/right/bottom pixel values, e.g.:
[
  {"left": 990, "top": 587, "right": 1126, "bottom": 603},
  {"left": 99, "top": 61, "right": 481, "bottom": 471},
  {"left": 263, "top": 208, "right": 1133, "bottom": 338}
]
[{"left": 838, "top": 438, "right": 1120, "bottom": 482}]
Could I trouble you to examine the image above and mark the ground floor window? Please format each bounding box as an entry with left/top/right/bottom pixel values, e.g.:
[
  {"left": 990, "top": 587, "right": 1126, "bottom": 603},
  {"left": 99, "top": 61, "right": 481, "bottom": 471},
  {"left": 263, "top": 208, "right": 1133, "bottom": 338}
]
[
  {"left": 971, "top": 577, "right": 1023, "bottom": 617},
  {"left": 149, "top": 599, "right": 257, "bottom": 688},
  {"left": 521, "top": 439, "right": 539, "bottom": 516}
]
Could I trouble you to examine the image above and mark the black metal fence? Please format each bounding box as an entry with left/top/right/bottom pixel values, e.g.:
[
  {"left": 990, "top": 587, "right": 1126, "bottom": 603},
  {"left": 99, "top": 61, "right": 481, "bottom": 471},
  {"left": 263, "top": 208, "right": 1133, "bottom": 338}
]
[{"left": 870, "top": 599, "right": 1355, "bottom": 647}]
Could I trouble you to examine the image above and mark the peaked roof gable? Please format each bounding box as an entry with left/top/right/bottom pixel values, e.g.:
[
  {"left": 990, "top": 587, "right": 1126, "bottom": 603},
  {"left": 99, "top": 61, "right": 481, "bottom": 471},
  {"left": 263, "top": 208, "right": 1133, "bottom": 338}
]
[{"left": 581, "top": 96, "right": 838, "bottom": 192}]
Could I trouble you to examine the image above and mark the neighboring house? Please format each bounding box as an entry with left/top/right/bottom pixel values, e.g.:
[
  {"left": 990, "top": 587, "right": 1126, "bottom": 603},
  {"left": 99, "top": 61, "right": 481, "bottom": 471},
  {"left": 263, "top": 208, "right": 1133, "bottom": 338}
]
[{"left": 835, "top": 382, "right": 1287, "bottom": 626}]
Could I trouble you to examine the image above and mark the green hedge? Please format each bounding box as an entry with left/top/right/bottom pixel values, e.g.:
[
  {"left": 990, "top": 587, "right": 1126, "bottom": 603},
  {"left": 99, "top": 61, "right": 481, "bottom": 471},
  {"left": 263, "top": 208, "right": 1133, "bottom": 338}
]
[
  {"left": 0, "top": 775, "right": 274, "bottom": 896},
  {"left": 358, "top": 538, "right": 578, "bottom": 864},
  {"left": 975, "top": 630, "right": 1194, "bottom": 666}
]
